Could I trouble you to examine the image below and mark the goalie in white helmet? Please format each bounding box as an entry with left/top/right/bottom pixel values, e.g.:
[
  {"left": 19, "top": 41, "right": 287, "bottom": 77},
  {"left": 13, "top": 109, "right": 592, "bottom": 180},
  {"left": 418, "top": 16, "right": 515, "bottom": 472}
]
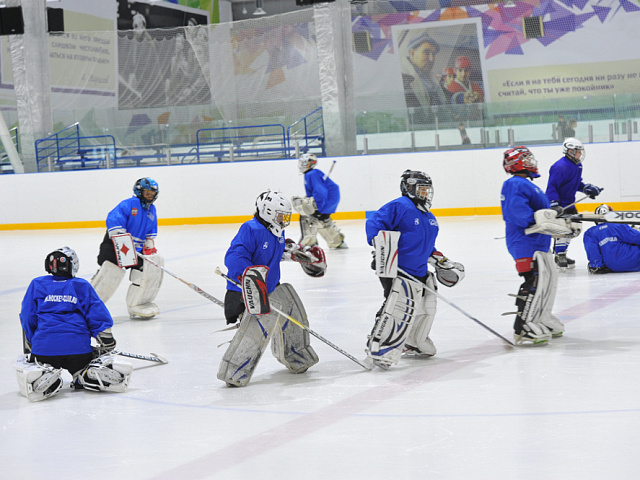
[
  {"left": 291, "top": 154, "right": 347, "bottom": 249},
  {"left": 91, "top": 177, "right": 164, "bottom": 320},
  {"left": 16, "top": 247, "right": 131, "bottom": 401},
  {"left": 546, "top": 138, "right": 603, "bottom": 270},
  {"left": 218, "top": 190, "right": 323, "bottom": 387},
  {"left": 364, "top": 170, "right": 465, "bottom": 369}
]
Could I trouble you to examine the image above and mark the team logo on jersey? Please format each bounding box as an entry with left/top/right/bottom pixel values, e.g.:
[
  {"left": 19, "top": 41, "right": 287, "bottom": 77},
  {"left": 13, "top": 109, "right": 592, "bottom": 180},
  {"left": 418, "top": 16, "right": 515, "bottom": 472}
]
[
  {"left": 429, "top": 219, "right": 438, "bottom": 226},
  {"left": 131, "top": 208, "right": 138, "bottom": 216},
  {"left": 263, "top": 242, "right": 269, "bottom": 249},
  {"left": 147, "top": 212, "right": 155, "bottom": 221},
  {"left": 415, "top": 218, "right": 420, "bottom": 225}
]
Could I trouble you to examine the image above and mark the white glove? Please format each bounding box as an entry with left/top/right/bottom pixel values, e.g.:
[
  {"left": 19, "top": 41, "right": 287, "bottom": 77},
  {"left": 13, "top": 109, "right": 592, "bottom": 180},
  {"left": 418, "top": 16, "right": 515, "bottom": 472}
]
[
  {"left": 108, "top": 228, "right": 127, "bottom": 238},
  {"left": 143, "top": 238, "right": 157, "bottom": 255}
]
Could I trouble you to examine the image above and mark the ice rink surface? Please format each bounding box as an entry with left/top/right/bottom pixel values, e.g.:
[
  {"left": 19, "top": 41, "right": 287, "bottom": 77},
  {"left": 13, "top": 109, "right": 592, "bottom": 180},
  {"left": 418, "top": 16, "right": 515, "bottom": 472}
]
[{"left": 2, "top": 217, "right": 640, "bottom": 480}]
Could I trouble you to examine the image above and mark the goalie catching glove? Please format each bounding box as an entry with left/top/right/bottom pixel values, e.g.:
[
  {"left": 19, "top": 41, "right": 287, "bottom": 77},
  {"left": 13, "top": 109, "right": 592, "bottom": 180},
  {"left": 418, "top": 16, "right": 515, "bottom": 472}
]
[
  {"left": 524, "top": 209, "right": 582, "bottom": 238},
  {"left": 283, "top": 239, "right": 327, "bottom": 277},
  {"left": 291, "top": 196, "right": 318, "bottom": 216},
  {"left": 428, "top": 251, "right": 465, "bottom": 287}
]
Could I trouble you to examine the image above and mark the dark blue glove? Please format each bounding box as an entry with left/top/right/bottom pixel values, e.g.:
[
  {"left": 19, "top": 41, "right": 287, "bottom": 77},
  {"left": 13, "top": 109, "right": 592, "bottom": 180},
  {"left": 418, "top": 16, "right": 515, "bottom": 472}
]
[
  {"left": 582, "top": 184, "right": 602, "bottom": 199},
  {"left": 549, "top": 201, "right": 563, "bottom": 215}
]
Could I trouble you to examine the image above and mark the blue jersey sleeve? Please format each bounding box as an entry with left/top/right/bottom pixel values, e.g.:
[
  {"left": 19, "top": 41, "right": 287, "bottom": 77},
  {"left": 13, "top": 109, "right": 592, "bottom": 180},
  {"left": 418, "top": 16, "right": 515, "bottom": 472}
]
[
  {"left": 304, "top": 169, "right": 340, "bottom": 214},
  {"left": 19, "top": 280, "right": 39, "bottom": 344},
  {"left": 583, "top": 226, "right": 604, "bottom": 268}
]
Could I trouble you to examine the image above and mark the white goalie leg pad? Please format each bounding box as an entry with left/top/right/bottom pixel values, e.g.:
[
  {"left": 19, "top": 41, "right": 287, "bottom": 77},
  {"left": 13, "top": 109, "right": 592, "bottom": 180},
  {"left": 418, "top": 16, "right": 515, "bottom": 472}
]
[
  {"left": 126, "top": 255, "right": 164, "bottom": 319},
  {"left": 14, "top": 355, "right": 63, "bottom": 402},
  {"left": 533, "top": 251, "right": 564, "bottom": 336},
  {"left": 300, "top": 215, "right": 320, "bottom": 247},
  {"left": 76, "top": 353, "right": 132, "bottom": 393},
  {"left": 318, "top": 218, "right": 346, "bottom": 249},
  {"left": 91, "top": 261, "right": 125, "bottom": 302},
  {"left": 366, "top": 277, "right": 424, "bottom": 368},
  {"left": 404, "top": 273, "right": 437, "bottom": 356},
  {"left": 217, "top": 309, "right": 281, "bottom": 387},
  {"left": 269, "top": 283, "right": 319, "bottom": 374}
]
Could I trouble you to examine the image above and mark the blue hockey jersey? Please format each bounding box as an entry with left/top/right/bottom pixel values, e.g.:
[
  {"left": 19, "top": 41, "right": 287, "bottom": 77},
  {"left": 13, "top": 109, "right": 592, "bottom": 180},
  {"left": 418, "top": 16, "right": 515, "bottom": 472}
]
[
  {"left": 365, "top": 196, "right": 438, "bottom": 278},
  {"left": 583, "top": 223, "right": 640, "bottom": 272},
  {"left": 546, "top": 156, "right": 585, "bottom": 207},
  {"left": 20, "top": 275, "right": 113, "bottom": 356},
  {"left": 501, "top": 176, "right": 551, "bottom": 260},
  {"left": 304, "top": 168, "right": 340, "bottom": 214},
  {"left": 106, "top": 197, "right": 158, "bottom": 251},
  {"left": 224, "top": 217, "right": 286, "bottom": 293}
]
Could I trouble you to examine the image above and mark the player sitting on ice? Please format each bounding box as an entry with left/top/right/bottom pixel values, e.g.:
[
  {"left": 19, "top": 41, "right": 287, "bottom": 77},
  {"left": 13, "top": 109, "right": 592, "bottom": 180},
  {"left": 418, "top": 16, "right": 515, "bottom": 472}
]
[
  {"left": 16, "top": 247, "right": 132, "bottom": 402},
  {"left": 583, "top": 204, "right": 640, "bottom": 274},
  {"left": 218, "top": 190, "right": 325, "bottom": 387},
  {"left": 364, "top": 170, "right": 465, "bottom": 369},
  {"left": 91, "top": 177, "right": 164, "bottom": 319},
  {"left": 502, "top": 146, "right": 580, "bottom": 344},
  {"left": 292, "top": 153, "right": 347, "bottom": 249}
]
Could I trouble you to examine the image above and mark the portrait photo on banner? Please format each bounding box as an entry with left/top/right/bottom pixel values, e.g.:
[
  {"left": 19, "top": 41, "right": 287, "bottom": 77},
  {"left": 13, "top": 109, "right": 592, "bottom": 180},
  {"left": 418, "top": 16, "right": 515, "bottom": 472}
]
[{"left": 393, "top": 19, "right": 486, "bottom": 127}]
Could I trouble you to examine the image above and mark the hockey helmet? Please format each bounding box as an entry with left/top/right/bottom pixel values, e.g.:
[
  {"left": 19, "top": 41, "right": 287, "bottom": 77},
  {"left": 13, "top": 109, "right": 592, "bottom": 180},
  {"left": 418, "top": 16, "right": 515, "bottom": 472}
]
[
  {"left": 298, "top": 153, "right": 318, "bottom": 174},
  {"left": 401, "top": 170, "right": 434, "bottom": 211},
  {"left": 595, "top": 204, "right": 613, "bottom": 215},
  {"left": 562, "top": 138, "right": 585, "bottom": 164},
  {"left": 503, "top": 146, "right": 539, "bottom": 178},
  {"left": 255, "top": 190, "right": 292, "bottom": 236},
  {"left": 134, "top": 177, "right": 159, "bottom": 209},
  {"left": 45, "top": 246, "right": 79, "bottom": 278}
]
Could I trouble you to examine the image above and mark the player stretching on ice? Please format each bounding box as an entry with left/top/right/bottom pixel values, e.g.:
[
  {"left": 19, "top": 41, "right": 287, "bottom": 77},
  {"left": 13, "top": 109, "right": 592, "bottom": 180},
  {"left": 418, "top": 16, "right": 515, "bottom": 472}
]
[
  {"left": 364, "top": 170, "right": 465, "bottom": 369},
  {"left": 501, "top": 146, "right": 581, "bottom": 344},
  {"left": 218, "top": 190, "right": 326, "bottom": 387},
  {"left": 546, "top": 138, "right": 602, "bottom": 269},
  {"left": 91, "top": 177, "right": 164, "bottom": 319},
  {"left": 16, "top": 247, "right": 132, "bottom": 401},
  {"left": 292, "top": 153, "right": 347, "bottom": 249}
]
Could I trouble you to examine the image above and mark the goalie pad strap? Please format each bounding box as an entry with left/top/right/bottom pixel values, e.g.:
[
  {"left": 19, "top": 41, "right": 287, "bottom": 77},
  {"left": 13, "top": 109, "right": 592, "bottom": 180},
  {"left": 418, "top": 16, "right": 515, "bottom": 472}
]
[{"left": 374, "top": 230, "right": 400, "bottom": 278}]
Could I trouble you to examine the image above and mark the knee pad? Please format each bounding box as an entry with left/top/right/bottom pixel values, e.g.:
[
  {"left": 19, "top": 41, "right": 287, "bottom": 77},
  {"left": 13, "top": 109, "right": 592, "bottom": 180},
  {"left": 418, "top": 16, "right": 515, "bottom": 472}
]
[
  {"left": 366, "top": 276, "right": 423, "bottom": 368},
  {"left": 299, "top": 215, "right": 320, "bottom": 247},
  {"left": 269, "top": 284, "right": 319, "bottom": 373},
  {"left": 127, "top": 255, "right": 163, "bottom": 319},
  {"left": 405, "top": 274, "right": 437, "bottom": 356},
  {"left": 76, "top": 354, "right": 132, "bottom": 393},
  {"left": 14, "top": 355, "right": 63, "bottom": 402},
  {"left": 217, "top": 309, "right": 280, "bottom": 387},
  {"left": 318, "top": 218, "right": 345, "bottom": 249},
  {"left": 91, "top": 261, "right": 125, "bottom": 302}
]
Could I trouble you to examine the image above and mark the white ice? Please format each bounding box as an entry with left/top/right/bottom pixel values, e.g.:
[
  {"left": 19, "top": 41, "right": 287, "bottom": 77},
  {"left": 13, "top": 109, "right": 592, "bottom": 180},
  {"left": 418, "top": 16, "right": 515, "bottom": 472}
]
[{"left": 1, "top": 217, "right": 640, "bottom": 480}]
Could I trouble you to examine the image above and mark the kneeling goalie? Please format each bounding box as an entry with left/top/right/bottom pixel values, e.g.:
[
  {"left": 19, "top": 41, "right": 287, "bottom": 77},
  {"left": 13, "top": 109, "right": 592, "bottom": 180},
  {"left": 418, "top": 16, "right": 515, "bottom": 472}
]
[
  {"left": 364, "top": 170, "right": 465, "bottom": 369},
  {"left": 16, "top": 247, "right": 132, "bottom": 402},
  {"left": 218, "top": 191, "right": 326, "bottom": 387}
]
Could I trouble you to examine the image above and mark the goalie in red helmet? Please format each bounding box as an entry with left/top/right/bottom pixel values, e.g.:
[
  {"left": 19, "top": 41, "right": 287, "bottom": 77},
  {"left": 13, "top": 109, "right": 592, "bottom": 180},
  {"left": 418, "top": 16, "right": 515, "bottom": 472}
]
[{"left": 501, "top": 146, "right": 566, "bottom": 345}]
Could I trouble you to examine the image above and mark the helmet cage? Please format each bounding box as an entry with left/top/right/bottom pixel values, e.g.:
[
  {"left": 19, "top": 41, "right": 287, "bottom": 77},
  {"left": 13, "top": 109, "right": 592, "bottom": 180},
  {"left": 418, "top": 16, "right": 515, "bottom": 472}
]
[
  {"left": 256, "top": 191, "right": 292, "bottom": 236},
  {"left": 562, "top": 138, "right": 585, "bottom": 164},
  {"left": 298, "top": 154, "right": 318, "bottom": 174},
  {"left": 401, "top": 170, "right": 434, "bottom": 209},
  {"left": 503, "top": 147, "right": 539, "bottom": 178},
  {"left": 134, "top": 178, "right": 159, "bottom": 209}
]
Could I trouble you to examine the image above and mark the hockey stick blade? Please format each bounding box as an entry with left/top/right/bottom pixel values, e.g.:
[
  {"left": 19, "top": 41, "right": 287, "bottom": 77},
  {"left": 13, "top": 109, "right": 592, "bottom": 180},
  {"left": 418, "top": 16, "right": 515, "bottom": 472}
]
[
  {"left": 117, "top": 351, "right": 168, "bottom": 364},
  {"left": 397, "top": 268, "right": 516, "bottom": 347},
  {"left": 215, "top": 267, "right": 373, "bottom": 370}
]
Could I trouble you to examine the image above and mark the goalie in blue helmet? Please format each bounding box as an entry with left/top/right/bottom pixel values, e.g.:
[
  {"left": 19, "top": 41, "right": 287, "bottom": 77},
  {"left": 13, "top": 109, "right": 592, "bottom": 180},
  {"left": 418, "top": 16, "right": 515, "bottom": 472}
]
[{"left": 91, "top": 177, "right": 164, "bottom": 320}]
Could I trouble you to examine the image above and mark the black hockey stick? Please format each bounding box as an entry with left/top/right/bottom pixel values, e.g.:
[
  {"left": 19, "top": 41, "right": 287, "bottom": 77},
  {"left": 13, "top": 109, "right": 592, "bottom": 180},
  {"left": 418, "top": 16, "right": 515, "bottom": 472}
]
[
  {"left": 215, "top": 267, "right": 373, "bottom": 370},
  {"left": 138, "top": 253, "right": 224, "bottom": 308},
  {"left": 116, "top": 350, "right": 168, "bottom": 364},
  {"left": 397, "top": 268, "right": 516, "bottom": 347}
]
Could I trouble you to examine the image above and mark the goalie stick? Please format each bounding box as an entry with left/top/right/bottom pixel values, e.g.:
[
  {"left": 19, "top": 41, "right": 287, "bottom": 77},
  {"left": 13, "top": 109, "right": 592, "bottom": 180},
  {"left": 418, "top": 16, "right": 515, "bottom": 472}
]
[
  {"left": 138, "top": 253, "right": 224, "bottom": 308},
  {"left": 215, "top": 267, "right": 373, "bottom": 370},
  {"left": 568, "top": 210, "right": 640, "bottom": 225},
  {"left": 116, "top": 350, "right": 168, "bottom": 364},
  {"left": 397, "top": 268, "right": 516, "bottom": 347},
  {"left": 323, "top": 160, "right": 337, "bottom": 180}
]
